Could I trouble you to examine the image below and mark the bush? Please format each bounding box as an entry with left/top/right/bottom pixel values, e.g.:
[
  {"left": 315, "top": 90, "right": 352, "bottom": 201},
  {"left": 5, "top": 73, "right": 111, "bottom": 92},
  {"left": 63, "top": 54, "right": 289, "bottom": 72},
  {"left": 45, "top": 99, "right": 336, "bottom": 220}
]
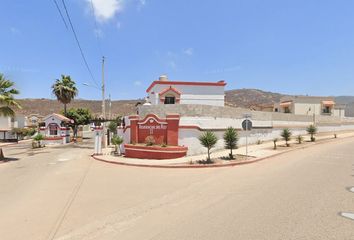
[
  {"left": 33, "top": 134, "right": 44, "bottom": 148},
  {"left": 273, "top": 138, "right": 278, "bottom": 150},
  {"left": 199, "top": 131, "right": 218, "bottom": 163},
  {"left": 281, "top": 128, "right": 292, "bottom": 147},
  {"left": 223, "top": 127, "right": 238, "bottom": 159},
  {"left": 145, "top": 136, "right": 155, "bottom": 146},
  {"left": 297, "top": 135, "right": 303, "bottom": 144},
  {"left": 307, "top": 124, "right": 317, "bottom": 142},
  {"left": 111, "top": 135, "right": 124, "bottom": 154},
  {"left": 27, "top": 128, "right": 36, "bottom": 137}
]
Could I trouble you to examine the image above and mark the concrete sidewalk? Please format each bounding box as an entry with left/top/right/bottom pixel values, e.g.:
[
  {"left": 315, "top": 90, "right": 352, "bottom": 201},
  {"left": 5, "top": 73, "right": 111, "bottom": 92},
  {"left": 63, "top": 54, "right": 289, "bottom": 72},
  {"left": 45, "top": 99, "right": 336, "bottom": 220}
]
[{"left": 94, "top": 131, "right": 354, "bottom": 168}]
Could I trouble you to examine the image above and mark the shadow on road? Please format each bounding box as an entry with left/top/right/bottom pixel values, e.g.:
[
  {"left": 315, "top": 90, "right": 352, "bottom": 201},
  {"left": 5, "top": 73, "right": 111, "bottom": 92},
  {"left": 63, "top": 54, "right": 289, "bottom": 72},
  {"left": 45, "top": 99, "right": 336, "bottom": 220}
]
[{"left": 0, "top": 157, "right": 20, "bottom": 162}]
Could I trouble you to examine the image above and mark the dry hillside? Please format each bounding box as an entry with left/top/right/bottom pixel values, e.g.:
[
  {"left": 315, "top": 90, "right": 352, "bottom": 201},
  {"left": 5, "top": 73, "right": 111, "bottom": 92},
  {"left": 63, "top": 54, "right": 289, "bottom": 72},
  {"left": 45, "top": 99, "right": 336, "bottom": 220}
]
[
  {"left": 14, "top": 89, "right": 354, "bottom": 117},
  {"left": 225, "top": 89, "right": 287, "bottom": 108},
  {"left": 16, "top": 99, "right": 141, "bottom": 118}
]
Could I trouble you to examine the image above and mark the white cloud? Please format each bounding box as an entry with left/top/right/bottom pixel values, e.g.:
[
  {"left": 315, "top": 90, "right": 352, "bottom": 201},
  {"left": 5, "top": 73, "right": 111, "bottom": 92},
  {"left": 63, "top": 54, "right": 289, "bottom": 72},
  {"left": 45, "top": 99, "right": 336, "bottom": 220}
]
[
  {"left": 10, "top": 27, "right": 20, "bottom": 35},
  {"left": 183, "top": 48, "right": 194, "bottom": 56},
  {"left": 88, "top": 0, "right": 124, "bottom": 22},
  {"left": 134, "top": 81, "right": 142, "bottom": 86}
]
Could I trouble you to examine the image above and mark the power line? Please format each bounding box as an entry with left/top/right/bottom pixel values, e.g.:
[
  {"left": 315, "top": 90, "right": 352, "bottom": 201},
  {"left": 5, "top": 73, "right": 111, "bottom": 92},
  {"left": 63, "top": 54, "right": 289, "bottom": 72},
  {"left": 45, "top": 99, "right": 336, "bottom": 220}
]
[
  {"left": 52, "top": 0, "right": 68, "bottom": 29},
  {"left": 60, "top": 0, "right": 100, "bottom": 88}
]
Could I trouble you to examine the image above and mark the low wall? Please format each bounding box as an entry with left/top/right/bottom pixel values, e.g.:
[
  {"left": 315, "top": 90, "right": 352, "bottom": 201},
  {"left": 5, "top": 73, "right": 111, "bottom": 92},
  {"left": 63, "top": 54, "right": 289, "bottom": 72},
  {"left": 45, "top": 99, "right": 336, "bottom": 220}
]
[{"left": 139, "top": 105, "right": 354, "bottom": 156}]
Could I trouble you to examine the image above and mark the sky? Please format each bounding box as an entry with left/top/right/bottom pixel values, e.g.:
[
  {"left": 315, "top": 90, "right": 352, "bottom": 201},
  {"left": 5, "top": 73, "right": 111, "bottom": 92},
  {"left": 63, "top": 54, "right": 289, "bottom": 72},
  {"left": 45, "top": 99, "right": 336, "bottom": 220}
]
[{"left": 1, "top": 0, "right": 354, "bottom": 100}]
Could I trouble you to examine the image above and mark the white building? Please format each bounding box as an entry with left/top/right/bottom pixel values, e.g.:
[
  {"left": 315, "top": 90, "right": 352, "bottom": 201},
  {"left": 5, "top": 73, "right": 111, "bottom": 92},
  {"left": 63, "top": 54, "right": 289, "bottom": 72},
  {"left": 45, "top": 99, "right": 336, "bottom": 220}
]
[
  {"left": 0, "top": 115, "right": 26, "bottom": 141},
  {"left": 39, "top": 113, "right": 71, "bottom": 144},
  {"left": 146, "top": 75, "right": 226, "bottom": 107},
  {"left": 274, "top": 96, "right": 346, "bottom": 118}
]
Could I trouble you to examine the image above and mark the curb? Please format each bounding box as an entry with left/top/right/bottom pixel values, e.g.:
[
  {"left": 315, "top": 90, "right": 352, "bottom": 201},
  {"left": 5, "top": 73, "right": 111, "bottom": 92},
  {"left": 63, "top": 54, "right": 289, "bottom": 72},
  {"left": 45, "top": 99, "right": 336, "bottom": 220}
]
[{"left": 92, "top": 135, "right": 354, "bottom": 169}]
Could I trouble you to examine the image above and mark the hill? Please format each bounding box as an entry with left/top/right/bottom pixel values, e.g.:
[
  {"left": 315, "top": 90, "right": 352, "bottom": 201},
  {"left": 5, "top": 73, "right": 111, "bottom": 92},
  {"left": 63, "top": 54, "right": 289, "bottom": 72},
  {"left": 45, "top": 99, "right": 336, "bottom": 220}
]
[
  {"left": 16, "top": 99, "right": 141, "bottom": 118},
  {"left": 14, "top": 89, "right": 354, "bottom": 117},
  {"left": 225, "top": 89, "right": 287, "bottom": 108}
]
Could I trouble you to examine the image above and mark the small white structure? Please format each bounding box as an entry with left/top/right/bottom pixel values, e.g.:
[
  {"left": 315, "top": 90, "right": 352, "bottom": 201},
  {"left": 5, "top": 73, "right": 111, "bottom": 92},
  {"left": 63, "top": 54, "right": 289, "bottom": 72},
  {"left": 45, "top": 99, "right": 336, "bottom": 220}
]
[
  {"left": 274, "top": 96, "right": 346, "bottom": 118},
  {"left": 40, "top": 113, "right": 71, "bottom": 144},
  {"left": 146, "top": 75, "right": 226, "bottom": 107},
  {"left": 0, "top": 115, "right": 26, "bottom": 141}
]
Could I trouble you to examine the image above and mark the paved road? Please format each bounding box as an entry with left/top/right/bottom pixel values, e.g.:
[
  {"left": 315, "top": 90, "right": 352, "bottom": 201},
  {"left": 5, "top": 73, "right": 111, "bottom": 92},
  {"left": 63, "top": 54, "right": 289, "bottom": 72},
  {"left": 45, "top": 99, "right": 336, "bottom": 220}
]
[{"left": 0, "top": 137, "right": 353, "bottom": 240}]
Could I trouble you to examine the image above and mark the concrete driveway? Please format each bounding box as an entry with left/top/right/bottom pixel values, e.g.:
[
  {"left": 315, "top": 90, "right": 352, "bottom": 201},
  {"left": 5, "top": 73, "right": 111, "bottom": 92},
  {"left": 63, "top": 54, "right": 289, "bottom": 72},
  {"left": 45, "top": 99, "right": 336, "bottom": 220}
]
[{"left": 0, "top": 136, "right": 353, "bottom": 240}]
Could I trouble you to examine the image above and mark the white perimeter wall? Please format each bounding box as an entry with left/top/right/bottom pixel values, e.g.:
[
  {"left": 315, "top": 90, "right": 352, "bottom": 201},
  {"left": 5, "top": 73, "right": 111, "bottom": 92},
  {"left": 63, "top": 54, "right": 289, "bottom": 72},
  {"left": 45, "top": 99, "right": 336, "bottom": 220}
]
[{"left": 178, "top": 116, "right": 354, "bottom": 156}]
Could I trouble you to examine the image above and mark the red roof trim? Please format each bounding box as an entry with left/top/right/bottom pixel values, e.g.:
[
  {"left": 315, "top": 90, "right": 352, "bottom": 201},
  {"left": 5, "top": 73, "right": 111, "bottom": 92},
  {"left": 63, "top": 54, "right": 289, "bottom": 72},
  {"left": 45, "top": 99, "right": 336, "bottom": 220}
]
[
  {"left": 159, "top": 86, "right": 182, "bottom": 96},
  {"left": 146, "top": 80, "right": 227, "bottom": 93}
]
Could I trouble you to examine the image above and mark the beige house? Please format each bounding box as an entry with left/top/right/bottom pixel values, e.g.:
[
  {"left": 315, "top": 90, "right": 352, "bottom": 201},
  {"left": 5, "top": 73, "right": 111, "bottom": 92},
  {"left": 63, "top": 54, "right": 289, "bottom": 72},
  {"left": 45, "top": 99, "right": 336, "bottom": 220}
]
[
  {"left": 25, "top": 114, "right": 44, "bottom": 128},
  {"left": 274, "top": 96, "right": 345, "bottom": 117}
]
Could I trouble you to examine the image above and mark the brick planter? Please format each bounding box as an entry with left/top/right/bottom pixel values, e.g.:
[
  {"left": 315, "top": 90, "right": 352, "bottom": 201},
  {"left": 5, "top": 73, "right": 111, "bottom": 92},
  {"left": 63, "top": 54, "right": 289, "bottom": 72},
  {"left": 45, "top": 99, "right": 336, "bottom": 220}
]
[{"left": 124, "top": 144, "right": 188, "bottom": 160}]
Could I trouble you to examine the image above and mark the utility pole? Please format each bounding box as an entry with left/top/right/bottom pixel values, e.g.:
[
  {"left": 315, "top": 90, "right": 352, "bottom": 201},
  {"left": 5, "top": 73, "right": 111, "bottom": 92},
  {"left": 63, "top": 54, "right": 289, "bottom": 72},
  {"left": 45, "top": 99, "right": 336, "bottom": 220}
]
[
  {"left": 109, "top": 94, "right": 112, "bottom": 120},
  {"left": 102, "top": 56, "right": 106, "bottom": 148},
  {"left": 102, "top": 56, "right": 106, "bottom": 119}
]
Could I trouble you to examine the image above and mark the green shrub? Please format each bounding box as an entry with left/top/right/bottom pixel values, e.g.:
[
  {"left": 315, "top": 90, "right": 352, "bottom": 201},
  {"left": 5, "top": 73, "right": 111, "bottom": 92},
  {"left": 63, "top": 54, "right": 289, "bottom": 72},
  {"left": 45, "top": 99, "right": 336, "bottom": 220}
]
[
  {"left": 111, "top": 135, "right": 124, "bottom": 154},
  {"left": 307, "top": 124, "right": 317, "bottom": 142},
  {"left": 199, "top": 131, "right": 218, "bottom": 163},
  {"left": 33, "top": 134, "right": 44, "bottom": 148},
  {"left": 273, "top": 138, "right": 278, "bottom": 150},
  {"left": 281, "top": 129, "right": 292, "bottom": 147},
  {"left": 297, "top": 135, "right": 303, "bottom": 144},
  {"left": 223, "top": 127, "right": 238, "bottom": 159}
]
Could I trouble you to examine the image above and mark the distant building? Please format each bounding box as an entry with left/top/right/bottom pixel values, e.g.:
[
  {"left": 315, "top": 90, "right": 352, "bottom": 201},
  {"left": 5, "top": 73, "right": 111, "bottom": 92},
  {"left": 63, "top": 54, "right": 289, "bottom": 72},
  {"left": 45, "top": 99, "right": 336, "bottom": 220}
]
[
  {"left": 25, "top": 114, "right": 44, "bottom": 128},
  {"left": 0, "top": 115, "right": 26, "bottom": 141},
  {"left": 274, "top": 96, "right": 346, "bottom": 117},
  {"left": 146, "top": 75, "right": 227, "bottom": 107}
]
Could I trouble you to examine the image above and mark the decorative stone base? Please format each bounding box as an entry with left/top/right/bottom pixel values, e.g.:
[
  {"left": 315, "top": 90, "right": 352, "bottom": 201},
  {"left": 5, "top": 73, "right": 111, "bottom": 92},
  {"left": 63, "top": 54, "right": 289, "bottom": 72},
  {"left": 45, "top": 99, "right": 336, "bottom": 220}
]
[{"left": 124, "top": 144, "right": 188, "bottom": 160}]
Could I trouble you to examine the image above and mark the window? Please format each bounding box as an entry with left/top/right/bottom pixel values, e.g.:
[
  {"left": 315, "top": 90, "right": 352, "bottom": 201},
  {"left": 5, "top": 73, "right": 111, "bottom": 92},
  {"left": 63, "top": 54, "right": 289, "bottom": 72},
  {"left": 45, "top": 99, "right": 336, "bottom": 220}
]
[
  {"left": 284, "top": 107, "right": 291, "bottom": 113},
  {"left": 323, "top": 106, "right": 331, "bottom": 114},
  {"left": 164, "top": 96, "right": 175, "bottom": 104},
  {"left": 49, "top": 124, "right": 58, "bottom": 136}
]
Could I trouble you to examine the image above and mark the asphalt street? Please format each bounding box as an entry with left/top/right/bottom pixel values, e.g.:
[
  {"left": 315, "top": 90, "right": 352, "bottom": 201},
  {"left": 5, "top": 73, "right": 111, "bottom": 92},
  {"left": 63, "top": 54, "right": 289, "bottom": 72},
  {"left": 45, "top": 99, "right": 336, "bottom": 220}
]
[{"left": 0, "top": 136, "right": 353, "bottom": 240}]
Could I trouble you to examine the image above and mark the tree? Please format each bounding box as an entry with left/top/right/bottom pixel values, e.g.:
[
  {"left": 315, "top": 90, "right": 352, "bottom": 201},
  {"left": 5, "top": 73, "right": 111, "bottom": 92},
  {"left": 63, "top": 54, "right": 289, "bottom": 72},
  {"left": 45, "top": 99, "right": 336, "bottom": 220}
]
[
  {"left": 297, "top": 135, "right": 303, "bottom": 144},
  {"left": 223, "top": 127, "right": 238, "bottom": 159},
  {"left": 64, "top": 108, "right": 92, "bottom": 138},
  {"left": 307, "top": 124, "right": 318, "bottom": 142},
  {"left": 0, "top": 74, "right": 21, "bottom": 159},
  {"left": 11, "top": 128, "right": 29, "bottom": 140},
  {"left": 0, "top": 74, "right": 21, "bottom": 116},
  {"left": 111, "top": 135, "right": 124, "bottom": 155},
  {"left": 108, "top": 121, "right": 118, "bottom": 136},
  {"left": 52, "top": 75, "right": 78, "bottom": 114},
  {"left": 199, "top": 131, "right": 218, "bottom": 163},
  {"left": 281, "top": 128, "right": 292, "bottom": 147}
]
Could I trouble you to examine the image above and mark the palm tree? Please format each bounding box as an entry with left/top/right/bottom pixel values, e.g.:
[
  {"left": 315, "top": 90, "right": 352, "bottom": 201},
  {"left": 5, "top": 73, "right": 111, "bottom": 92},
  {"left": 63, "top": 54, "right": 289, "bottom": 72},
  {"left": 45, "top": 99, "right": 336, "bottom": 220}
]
[
  {"left": 307, "top": 124, "right": 318, "bottom": 142},
  {"left": 0, "top": 74, "right": 21, "bottom": 116},
  {"left": 199, "top": 131, "right": 218, "bottom": 163},
  {"left": 223, "top": 127, "right": 238, "bottom": 159},
  {"left": 52, "top": 75, "right": 78, "bottom": 114},
  {"left": 281, "top": 128, "right": 292, "bottom": 147},
  {"left": 0, "top": 74, "right": 21, "bottom": 159}
]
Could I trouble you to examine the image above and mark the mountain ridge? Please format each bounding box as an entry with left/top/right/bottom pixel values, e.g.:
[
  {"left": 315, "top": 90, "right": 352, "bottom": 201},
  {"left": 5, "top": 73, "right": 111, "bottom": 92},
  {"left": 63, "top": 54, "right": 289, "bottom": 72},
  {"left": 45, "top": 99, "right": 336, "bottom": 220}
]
[{"left": 14, "top": 89, "right": 354, "bottom": 117}]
